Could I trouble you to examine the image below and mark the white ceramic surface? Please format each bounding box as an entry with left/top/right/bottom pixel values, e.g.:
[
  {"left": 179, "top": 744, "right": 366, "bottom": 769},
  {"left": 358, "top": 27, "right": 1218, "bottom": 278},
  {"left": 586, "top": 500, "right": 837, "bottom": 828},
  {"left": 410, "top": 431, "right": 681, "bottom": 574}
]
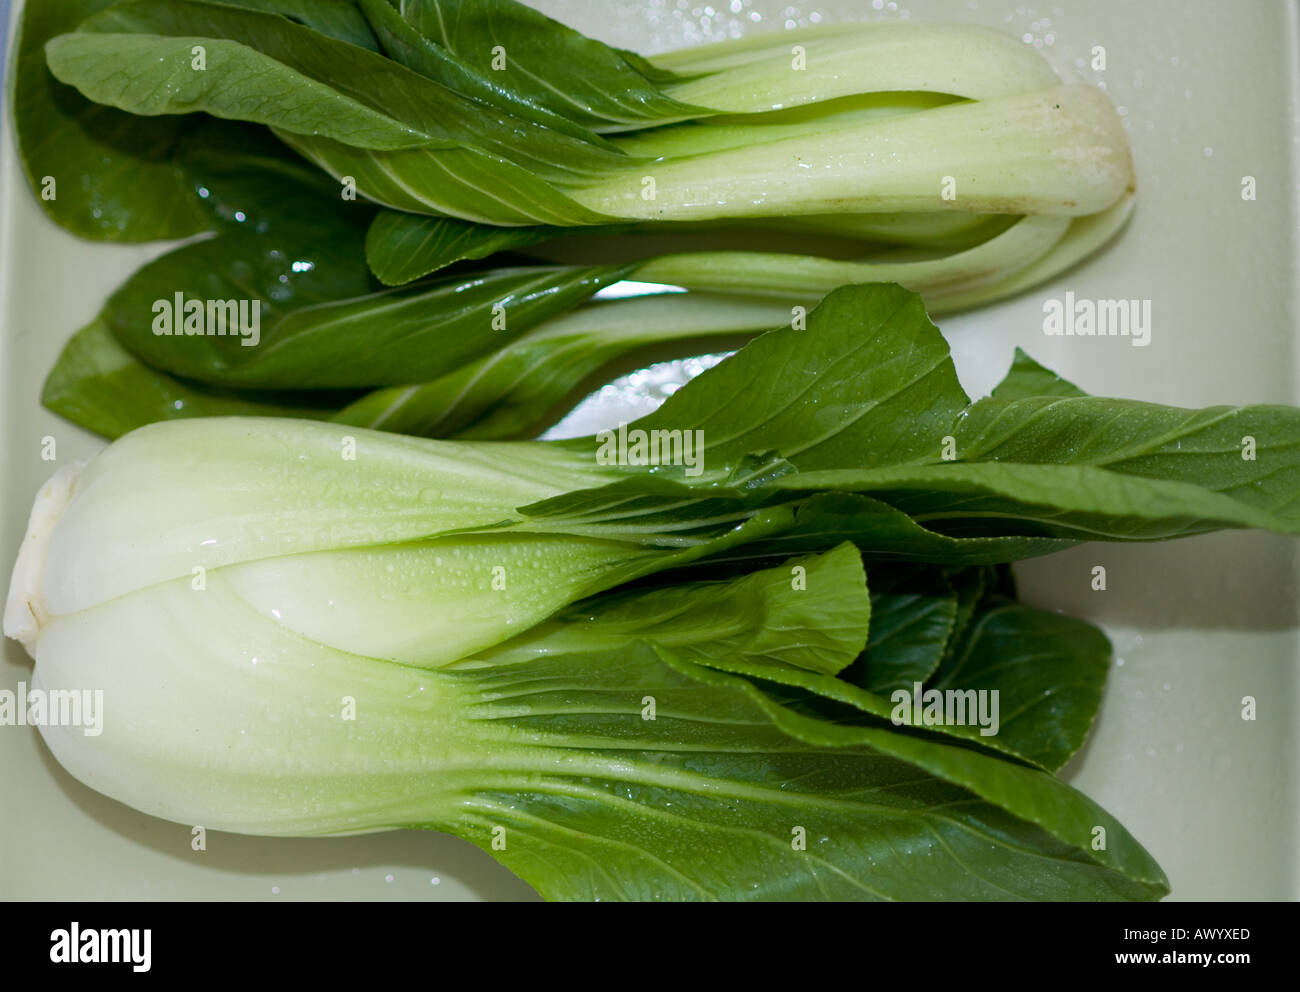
[{"left": 1, "top": 0, "right": 1296, "bottom": 901}]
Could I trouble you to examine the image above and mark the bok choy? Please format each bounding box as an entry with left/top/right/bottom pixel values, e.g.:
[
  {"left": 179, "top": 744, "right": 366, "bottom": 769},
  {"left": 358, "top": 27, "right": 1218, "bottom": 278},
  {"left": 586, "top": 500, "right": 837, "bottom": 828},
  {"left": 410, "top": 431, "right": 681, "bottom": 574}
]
[
  {"left": 9, "top": 283, "right": 1300, "bottom": 900},
  {"left": 42, "top": 3, "right": 1132, "bottom": 226},
  {"left": 11, "top": 539, "right": 1167, "bottom": 901},
  {"left": 17, "top": 0, "right": 1138, "bottom": 425}
]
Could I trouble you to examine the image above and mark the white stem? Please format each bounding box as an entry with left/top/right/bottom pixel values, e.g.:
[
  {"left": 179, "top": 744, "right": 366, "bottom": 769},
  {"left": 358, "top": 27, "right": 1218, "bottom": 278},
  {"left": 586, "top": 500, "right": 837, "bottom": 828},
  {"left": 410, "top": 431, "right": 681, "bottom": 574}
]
[{"left": 4, "top": 463, "right": 84, "bottom": 657}]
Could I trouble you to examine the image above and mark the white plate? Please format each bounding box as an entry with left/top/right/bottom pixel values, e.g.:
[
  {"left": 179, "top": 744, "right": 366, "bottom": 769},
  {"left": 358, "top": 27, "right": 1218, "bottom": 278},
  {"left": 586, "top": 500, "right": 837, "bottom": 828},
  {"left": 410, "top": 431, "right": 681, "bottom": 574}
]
[{"left": 1, "top": 0, "right": 1297, "bottom": 901}]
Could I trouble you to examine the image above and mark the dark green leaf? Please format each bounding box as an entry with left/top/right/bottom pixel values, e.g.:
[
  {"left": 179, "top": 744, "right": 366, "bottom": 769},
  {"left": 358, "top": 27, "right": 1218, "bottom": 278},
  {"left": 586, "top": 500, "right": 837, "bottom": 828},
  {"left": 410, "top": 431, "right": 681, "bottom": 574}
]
[
  {"left": 706, "top": 494, "right": 1079, "bottom": 566},
  {"left": 625, "top": 560, "right": 1106, "bottom": 773},
  {"left": 481, "top": 543, "right": 869, "bottom": 677},
  {"left": 356, "top": 0, "right": 609, "bottom": 144},
  {"left": 990, "top": 347, "right": 1090, "bottom": 400},
  {"left": 333, "top": 293, "right": 782, "bottom": 438},
  {"left": 621, "top": 283, "right": 971, "bottom": 473},
  {"left": 12, "top": 0, "right": 208, "bottom": 240},
  {"left": 218, "top": 0, "right": 382, "bottom": 49},
  {"left": 41, "top": 318, "right": 346, "bottom": 439},
  {"left": 842, "top": 565, "right": 957, "bottom": 694},
  {"left": 928, "top": 601, "right": 1111, "bottom": 772},
  {"left": 445, "top": 643, "right": 1167, "bottom": 900},
  {"left": 779, "top": 461, "right": 1300, "bottom": 540},
  {"left": 396, "top": 0, "right": 702, "bottom": 131},
  {"left": 108, "top": 258, "right": 633, "bottom": 389},
  {"left": 953, "top": 400, "right": 1300, "bottom": 532},
  {"left": 45, "top": 0, "right": 625, "bottom": 222},
  {"left": 939, "top": 565, "right": 990, "bottom": 665},
  {"left": 364, "top": 210, "right": 628, "bottom": 286}
]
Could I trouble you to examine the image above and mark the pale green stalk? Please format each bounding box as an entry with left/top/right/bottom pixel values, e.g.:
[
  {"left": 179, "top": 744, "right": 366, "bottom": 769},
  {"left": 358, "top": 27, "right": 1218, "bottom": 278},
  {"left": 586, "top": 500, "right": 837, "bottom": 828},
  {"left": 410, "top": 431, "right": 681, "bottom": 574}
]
[
  {"left": 573, "top": 85, "right": 1132, "bottom": 222},
  {"left": 653, "top": 21, "right": 1061, "bottom": 103},
  {"left": 637, "top": 214, "right": 1071, "bottom": 305}
]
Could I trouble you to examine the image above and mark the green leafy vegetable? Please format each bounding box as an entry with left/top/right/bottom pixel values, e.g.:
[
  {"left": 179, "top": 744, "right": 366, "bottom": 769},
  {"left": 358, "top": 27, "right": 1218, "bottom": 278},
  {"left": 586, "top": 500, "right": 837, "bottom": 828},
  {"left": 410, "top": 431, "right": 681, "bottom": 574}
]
[
  {"left": 379, "top": 0, "right": 702, "bottom": 132},
  {"left": 442, "top": 642, "right": 1163, "bottom": 901},
  {"left": 843, "top": 565, "right": 958, "bottom": 693},
  {"left": 8, "top": 522, "right": 1165, "bottom": 900},
  {"left": 27, "top": 277, "right": 1300, "bottom": 901},
  {"left": 478, "top": 543, "right": 871, "bottom": 677},
  {"left": 13, "top": 0, "right": 1275, "bottom": 904},
  {"left": 109, "top": 260, "right": 633, "bottom": 389},
  {"left": 12, "top": 0, "right": 221, "bottom": 240},
  {"left": 43, "top": 3, "right": 1132, "bottom": 227},
  {"left": 363, "top": 211, "right": 628, "bottom": 287},
  {"left": 19, "top": 0, "right": 1144, "bottom": 450},
  {"left": 225, "top": 0, "right": 382, "bottom": 50},
  {"left": 45, "top": 0, "right": 623, "bottom": 222},
  {"left": 331, "top": 293, "right": 790, "bottom": 438},
  {"left": 926, "top": 599, "right": 1110, "bottom": 772},
  {"left": 41, "top": 318, "right": 350, "bottom": 437}
]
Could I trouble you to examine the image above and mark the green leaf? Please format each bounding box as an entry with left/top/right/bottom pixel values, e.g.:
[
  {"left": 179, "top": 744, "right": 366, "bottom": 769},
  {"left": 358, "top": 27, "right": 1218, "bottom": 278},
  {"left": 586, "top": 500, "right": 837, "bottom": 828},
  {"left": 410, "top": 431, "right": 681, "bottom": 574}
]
[
  {"left": 699, "top": 493, "right": 1079, "bottom": 567},
  {"left": 842, "top": 565, "right": 958, "bottom": 694},
  {"left": 88, "top": 167, "right": 370, "bottom": 377},
  {"left": 356, "top": 0, "right": 612, "bottom": 144},
  {"left": 446, "top": 643, "right": 1167, "bottom": 900},
  {"left": 47, "top": 120, "right": 630, "bottom": 391},
  {"left": 364, "top": 210, "right": 627, "bottom": 286},
  {"left": 220, "top": 0, "right": 382, "bottom": 49},
  {"left": 478, "top": 543, "right": 869, "bottom": 677},
  {"left": 44, "top": 0, "right": 625, "bottom": 223},
  {"left": 332, "top": 293, "right": 786, "bottom": 438},
  {"left": 593, "top": 562, "right": 1106, "bottom": 774},
  {"left": 110, "top": 258, "right": 634, "bottom": 389},
  {"left": 394, "top": 0, "right": 702, "bottom": 131},
  {"left": 274, "top": 132, "right": 615, "bottom": 225},
  {"left": 643, "top": 561, "right": 1105, "bottom": 772},
  {"left": 952, "top": 393, "right": 1300, "bottom": 531},
  {"left": 612, "top": 283, "right": 970, "bottom": 473},
  {"left": 990, "top": 348, "right": 1090, "bottom": 400},
  {"left": 12, "top": 0, "right": 209, "bottom": 240},
  {"left": 778, "top": 461, "right": 1300, "bottom": 540},
  {"left": 940, "top": 565, "right": 991, "bottom": 665},
  {"left": 928, "top": 600, "right": 1111, "bottom": 772},
  {"left": 41, "top": 319, "right": 353, "bottom": 439},
  {"left": 47, "top": 17, "right": 418, "bottom": 149},
  {"left": 12, "top": 20, "right": 338, "bottom": 242},
  {"left": 637, "top": 285, "right": 1300, "bottom": 541},
  {"left": 58, "top": 0, "right": 610, "bottom": 163}
]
